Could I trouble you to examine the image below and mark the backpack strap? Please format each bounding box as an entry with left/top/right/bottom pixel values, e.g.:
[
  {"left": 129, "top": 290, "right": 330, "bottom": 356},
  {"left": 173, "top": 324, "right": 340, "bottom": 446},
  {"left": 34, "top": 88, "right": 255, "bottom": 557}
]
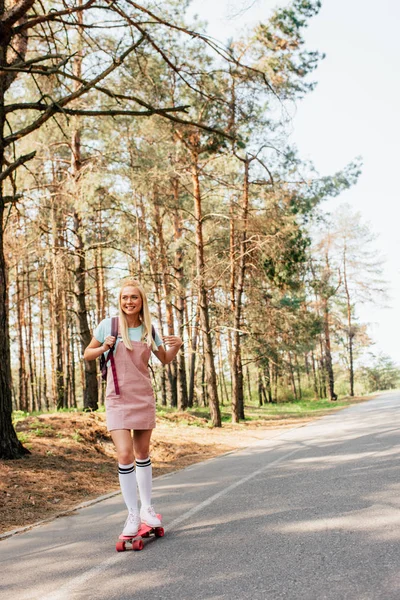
[
  {"left": 108, "top": 316, "right": 119, "bottom": 395},
  {"left": 111, "top": 316, "right": 119, "bottom": 339}
]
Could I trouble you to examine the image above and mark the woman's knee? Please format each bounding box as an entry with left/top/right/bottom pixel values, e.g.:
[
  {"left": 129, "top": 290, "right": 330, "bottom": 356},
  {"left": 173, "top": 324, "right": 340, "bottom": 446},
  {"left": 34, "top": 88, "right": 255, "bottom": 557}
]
[
  {"left": 133, "top": 430, "right": 152, "bottom": 459},
  {"left": 111, "top": 431, "right": 134, "bottom": 464},
  {"left": 117, "top": 449, "right": 134, "bottom": 464}
]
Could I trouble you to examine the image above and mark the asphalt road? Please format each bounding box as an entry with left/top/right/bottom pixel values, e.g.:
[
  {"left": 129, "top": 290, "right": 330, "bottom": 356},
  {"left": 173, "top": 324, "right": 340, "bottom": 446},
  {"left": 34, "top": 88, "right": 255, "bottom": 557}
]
[{"left": 1, "top": 392, "right": 399, "bottom": 600}]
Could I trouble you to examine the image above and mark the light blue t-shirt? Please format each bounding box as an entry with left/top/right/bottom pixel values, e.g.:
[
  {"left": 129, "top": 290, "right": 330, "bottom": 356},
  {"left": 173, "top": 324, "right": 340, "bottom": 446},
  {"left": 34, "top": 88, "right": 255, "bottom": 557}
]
[{"left": 94, "top": 318, "right": 163, "bottom": 359}]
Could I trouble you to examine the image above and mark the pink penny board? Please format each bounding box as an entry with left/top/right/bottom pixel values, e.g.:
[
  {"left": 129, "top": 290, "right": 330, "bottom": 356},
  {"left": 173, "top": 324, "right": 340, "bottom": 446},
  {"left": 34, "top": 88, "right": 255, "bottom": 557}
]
[{"left": 116, "top": 515, "right": 164, "bottom": 552}]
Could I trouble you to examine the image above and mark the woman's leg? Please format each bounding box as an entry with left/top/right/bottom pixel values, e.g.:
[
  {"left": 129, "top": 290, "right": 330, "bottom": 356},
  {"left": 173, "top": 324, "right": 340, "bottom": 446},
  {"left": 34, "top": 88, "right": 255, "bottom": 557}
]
[
  {"left": 111, "top": 430, "right": 140, "bottom": 534},
  {"left": 133, "top": 429, "right": 160, "bottom": 525},
  {"left": 111, "top": 429, "right": 135, "bottom": 464},
  {"left": 133, "top": 429, "right": 152, "bottom": 460}
]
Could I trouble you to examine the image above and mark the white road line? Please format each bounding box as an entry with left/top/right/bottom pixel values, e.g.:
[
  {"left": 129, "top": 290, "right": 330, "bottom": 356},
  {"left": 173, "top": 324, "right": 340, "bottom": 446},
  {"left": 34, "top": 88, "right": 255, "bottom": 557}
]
[
  {"left": 165, "top": 447, "right": 300, "bottom": 532},
  {"left": 40, "top": 555, "right": 122, "bottom": 600},
  {"left": 40, "top": 445, "right": 300, "bottom": 600}
]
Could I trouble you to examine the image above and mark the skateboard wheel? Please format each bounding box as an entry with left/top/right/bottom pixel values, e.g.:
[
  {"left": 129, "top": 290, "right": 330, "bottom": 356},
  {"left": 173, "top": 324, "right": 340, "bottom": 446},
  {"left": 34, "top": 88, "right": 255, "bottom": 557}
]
[
  {"left": 116, "top": 541, "right": 126, "bottom": 552},
  {"left": 154, "top": 527, "right": 164, "bottom": 538},
  {"left": 142, "top": 532, "right": 150, "bottom": 538},
  {"left": 132, "top": 540, "right": 144, "bottom": 551}
]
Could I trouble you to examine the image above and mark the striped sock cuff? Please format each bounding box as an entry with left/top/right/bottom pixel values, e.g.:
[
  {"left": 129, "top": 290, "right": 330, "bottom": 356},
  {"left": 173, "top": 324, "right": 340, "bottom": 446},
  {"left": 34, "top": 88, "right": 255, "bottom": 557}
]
[
  {"left": 136, "top": 457, "right": 151, "bottom": 468},
  {"left": 118, "top": 462, "right": 135, "bottom": 475}
]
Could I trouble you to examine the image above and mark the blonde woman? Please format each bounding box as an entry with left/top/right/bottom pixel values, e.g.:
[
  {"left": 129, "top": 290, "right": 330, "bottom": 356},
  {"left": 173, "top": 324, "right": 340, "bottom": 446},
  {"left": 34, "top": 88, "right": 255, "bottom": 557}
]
[{"left": 84, "top": 278, "right": 182, "bottom": 536}]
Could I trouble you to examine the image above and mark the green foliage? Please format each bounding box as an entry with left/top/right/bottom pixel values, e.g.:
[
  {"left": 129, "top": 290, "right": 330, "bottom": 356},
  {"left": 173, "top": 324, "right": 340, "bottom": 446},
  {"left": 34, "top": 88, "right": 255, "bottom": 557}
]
[
  {"left": 250, "top": 0, "right": 323, "bottom": 98},
  {"left": 361, "top": 354, "right": 400, "bottom": 392},
  {"left": 263, "top": 227, "right": 310, "bottom": 288}
]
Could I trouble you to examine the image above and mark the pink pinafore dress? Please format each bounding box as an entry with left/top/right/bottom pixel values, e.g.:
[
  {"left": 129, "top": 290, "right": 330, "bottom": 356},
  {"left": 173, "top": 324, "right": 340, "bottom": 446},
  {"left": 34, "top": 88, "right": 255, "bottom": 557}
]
[{"left": 105, "top": 334, "right": 156, "bottom": 431}]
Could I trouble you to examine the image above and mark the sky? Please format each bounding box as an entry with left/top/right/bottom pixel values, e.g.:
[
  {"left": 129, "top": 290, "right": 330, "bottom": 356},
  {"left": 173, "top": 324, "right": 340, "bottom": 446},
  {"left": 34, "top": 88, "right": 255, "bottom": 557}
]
[{"left": 189, "top": 0, "right": 400, "bottom": 364}]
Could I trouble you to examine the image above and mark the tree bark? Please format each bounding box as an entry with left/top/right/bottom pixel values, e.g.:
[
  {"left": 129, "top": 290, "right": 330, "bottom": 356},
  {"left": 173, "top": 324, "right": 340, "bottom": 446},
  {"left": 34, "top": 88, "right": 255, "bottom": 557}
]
[
  {"left": 246, "top": 366, "right": 252, "bottom": 405},
  {"left": 188, "top": 304, "right": 199, "bottom": 409},
  {"left": 73, "top": 210, "right": 98, "bottom": 410},
  {"left": 323, "top": 298, "right": 336, "bottom": 401},
  {"left": 153, "top": 196, "right": 177, "bottom": 407},
  {"left": 173, "top": 192, "right": 188, "bottom": 410},
  {"left": 191, "top": 148, "right": 221, "bottom": 426},
  {"left": 0, "top": 204, "right": 29, "bottom": 457},
  {"left": 16, "top": 265, "right": 28, "bottom": 411},
  {"left": 264, "top": 360, "right": 272, "bottom": 403},
  {"left": 311, "top": 351, "right": 319, "bottom": 399},
  {"left": 343, "top": 251, "right": 355, "bottom": 396},
  {"left": 231, "top": 157, "right": 249, "bottom": 422},
  {"left": 70, "top": 15, "right": 98, "bottom": 410},
  {"left": 0, "top": 16, "right": 30, "bottom": 456}
]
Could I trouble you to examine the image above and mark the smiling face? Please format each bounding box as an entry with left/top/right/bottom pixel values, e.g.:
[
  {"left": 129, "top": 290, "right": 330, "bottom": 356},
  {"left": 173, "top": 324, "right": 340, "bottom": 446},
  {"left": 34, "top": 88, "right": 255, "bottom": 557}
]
[{"left": 120, "top": 286, "right": 143, "bottom": 320}]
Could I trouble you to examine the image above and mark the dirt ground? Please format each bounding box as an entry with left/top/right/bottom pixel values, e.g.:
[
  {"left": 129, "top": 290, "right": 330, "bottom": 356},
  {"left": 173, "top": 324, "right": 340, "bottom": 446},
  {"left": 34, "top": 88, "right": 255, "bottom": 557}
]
[{"left": 0, "top": 404, "right": 364, "bottom": 536}]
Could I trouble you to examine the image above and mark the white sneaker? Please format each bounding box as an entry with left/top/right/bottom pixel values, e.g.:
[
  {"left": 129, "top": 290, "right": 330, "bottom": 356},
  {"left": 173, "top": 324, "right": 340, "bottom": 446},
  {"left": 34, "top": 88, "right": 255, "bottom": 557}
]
[
  {"left": 122, "top": 511, "right": 141, "bottom": 537},
  {"left": 140, "top": 505, "right": 162, "bottom": 527}
]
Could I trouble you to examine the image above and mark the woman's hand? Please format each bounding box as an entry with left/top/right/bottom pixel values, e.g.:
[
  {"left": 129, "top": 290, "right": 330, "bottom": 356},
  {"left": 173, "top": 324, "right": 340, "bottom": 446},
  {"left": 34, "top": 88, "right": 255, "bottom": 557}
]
[
  {"left": 103, "top": 336, "right": 116, "bottom": 349},
  {"left": 162, "top": 335, "right": 183, "bottom": 348},
  {"left": 84, "top": 336, "right": 112, "bottom": 361},
  {"left": 154, "top": 335, "right": 183, "bottom": 365}
]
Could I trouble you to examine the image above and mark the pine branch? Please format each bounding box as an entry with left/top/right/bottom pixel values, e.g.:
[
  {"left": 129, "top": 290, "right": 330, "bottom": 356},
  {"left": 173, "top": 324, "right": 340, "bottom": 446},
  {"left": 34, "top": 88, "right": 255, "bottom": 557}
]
[
  {"left": 1, "top": 0, "right": 36, "bottom": 28},
  {"left": 10, "top": 0, "right": 98, "bottom": 34},
  {"left": 3, "top": 193, "right": 23, "bottom": 204},
  {"left": 3, "top": 37, "right": 145, "bottom": 147},
  {"left": 0, "top": 151, "right": 36, "bottom": 184},
  {"left": 5, "top": 103, "right": 190, "bottom": 117}
]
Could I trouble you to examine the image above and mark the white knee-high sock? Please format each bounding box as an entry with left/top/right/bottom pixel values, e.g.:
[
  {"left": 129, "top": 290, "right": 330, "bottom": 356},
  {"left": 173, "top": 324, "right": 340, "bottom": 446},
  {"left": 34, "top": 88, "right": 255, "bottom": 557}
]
[
  {"left": 135, "top": 457, "right": 152, "bottom": 508},
  {"left": 118, "top": 462, "right": 138, "bottom": 513}
]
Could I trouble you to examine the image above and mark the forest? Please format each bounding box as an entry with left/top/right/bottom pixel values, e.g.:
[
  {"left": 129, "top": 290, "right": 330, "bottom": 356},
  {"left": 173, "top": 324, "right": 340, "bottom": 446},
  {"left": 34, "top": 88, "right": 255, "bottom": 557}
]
[{"left": 1, "top": 0, "right": 397, "bottom": 459}]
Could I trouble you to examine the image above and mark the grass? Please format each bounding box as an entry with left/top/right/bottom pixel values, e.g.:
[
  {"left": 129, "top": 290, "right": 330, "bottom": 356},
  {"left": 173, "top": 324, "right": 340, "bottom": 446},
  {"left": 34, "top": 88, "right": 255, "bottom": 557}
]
[
  {"left": 154, "top": 395, "right": 368, "bottom": 426},
  {"left": 12, "top": 393, "right": 372, "bottom": 429}
]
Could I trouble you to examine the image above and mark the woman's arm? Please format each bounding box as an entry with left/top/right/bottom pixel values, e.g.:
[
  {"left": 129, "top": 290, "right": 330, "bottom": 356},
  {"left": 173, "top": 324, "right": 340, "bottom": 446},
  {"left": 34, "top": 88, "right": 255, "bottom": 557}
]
[
  {"left": 83, "top": 336, "right": 116, "bottom": 361},
  {"left": 153, "top": 336, "right": 183, "bottom": 365}
]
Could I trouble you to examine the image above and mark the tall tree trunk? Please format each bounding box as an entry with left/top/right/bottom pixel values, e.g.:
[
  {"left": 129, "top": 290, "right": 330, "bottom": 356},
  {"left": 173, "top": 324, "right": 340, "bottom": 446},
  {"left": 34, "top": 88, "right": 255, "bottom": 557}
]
[
  {"left": 229, "top": 201, "right": 236, "bottom": 312},
  {"left": 304, "top": 353, "right": 311, "bottom": 388},
  {"left": 173, "top": 192, "right": 188, "bottom": 410},
  {"left": 70, "top": 322, "right": 77, "bottom": 408},
  {"left": 295, "top": 354, "right": 302, "bottom": 400},
  {"left": 188, "top": 304, "right": 199, "bottom": 409},
  {"left": 73, "top": 209, "right": 98, "bottom": 410},
  {"left": 318, "top": 337, "right": 327, "bottom": 398},
  {"left": 95, "top": 244, "right": 106, "bottom": 407},
  {"left": 323, "top": 298, "right": 336, "bottom": 401},
  {"left": 0, "top": 0, "right": 32, "bottom": 458},
  {"left": 246, "top": 366, "right": 252, "bottom": 405},
  {"left": 264, "top": 360, "right": 272, "bottom": 403},
  {"left": 200, "top": 341, "right": 207, "bottom": 408},
  {"left": 137, "top": 194, "right": 167, "bottom": 407},
  {"left": 288, "top": 352, "right": 298, "bottom": 399},
  {"left": 272, "top": 363, "right": 278, "bottom": 403},
  {"left": 16, "top": 265, "right": 28, "bottom": 412},
  {"left": 95, "top": 243, "right": 106, "bottom": 323},
  {"left": 191, "top": 149, "right": 221, "bottom": 426},
  {"left": 311, "top": 351, "right": 319, "bottom": 400},
  {"left": 155, "top": 282, "right": 168, "bottom": 407},
  {"left": 258, "top": 369, "right": 263, "bottom": 407},
  {"left": 0, "top": 204, "right": 29, "bottom": 457},
  {"left": 55, "top": 291, "right": 65, "bottom": 410},
  {"left": 49, "top": 189, "right": 65, "bottom": 410},
  {"left": 231, "top": 157, "right": 249, "bottom": 422},
  {"left": 216, "top": 328, "right": 228, "bottom": 406},
  {"left": 62, "top": 290, "right": 71, "bottom": 408},
  {"left": 27, "top": 267, "right": 39, "bottom": 410},
  {"left": 38, "top": 276, "right": 48, "bottom": 410},
  {"left": 343, "top": 252, "right": 355, "bottom": 396},
  {"left": 70, "top": 15, "right": 98, "bottom": 410},
  {"left": 153, "top": 196, "right": 177, "bottom": 407}
]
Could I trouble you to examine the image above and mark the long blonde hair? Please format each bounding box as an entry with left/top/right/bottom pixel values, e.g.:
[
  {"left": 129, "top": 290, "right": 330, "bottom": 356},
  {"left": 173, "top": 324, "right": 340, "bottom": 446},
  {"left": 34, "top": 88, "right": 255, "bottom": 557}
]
[{"left": 118, "top": 278, "right": 158, "bottom": 351}]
